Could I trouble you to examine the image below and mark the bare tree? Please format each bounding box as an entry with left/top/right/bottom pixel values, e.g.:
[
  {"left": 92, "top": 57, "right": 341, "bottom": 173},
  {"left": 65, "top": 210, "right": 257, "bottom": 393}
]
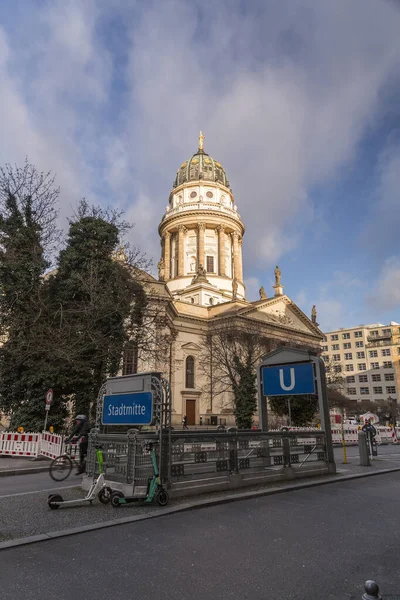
[
  {"left": 0, "top": 159, "right": 60, "bottom": 253},
  {"left": 199, "top": 320, "right": 274, "bottom": 427}
]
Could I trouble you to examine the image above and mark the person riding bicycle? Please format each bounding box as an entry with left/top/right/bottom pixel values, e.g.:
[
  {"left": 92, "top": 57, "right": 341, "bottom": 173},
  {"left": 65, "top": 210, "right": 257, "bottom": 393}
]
[{"left": 65, "top": 414, "right": 91, "bottom": 475}]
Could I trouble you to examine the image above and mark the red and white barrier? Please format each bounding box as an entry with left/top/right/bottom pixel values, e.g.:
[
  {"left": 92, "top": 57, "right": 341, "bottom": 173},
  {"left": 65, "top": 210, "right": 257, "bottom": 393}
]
[
  {"left": 0, "top": 432, "right": 78, "bottom": 459},
  {"left": 0, "top": 432, "right": 41, "bottom": 457}
]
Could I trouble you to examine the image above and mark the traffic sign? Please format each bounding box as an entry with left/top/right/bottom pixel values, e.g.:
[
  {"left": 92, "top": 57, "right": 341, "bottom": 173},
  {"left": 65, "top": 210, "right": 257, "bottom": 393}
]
[
  {"left": 262, "top": 362, "right": 315, "bottom": 396},
  {"left": 102, "top": 392, "right": 153, "bottom": 425},
  {"left": 45, "top": 389, "right": 53, "bottom": 411}
]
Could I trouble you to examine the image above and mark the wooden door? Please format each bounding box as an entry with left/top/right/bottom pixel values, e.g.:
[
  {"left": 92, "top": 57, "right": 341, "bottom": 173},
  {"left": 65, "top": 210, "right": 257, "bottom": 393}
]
[{"left": 186, "top": 399, "right": 196, "bottom": 426}]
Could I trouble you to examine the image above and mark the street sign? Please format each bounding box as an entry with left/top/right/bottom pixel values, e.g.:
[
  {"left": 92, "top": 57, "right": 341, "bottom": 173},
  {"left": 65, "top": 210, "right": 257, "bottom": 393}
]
[
  {"left": 45, "top": 389, "right": 53, "bottom": 412},
  {"left": 261, "top": 362, "right": 315, "bottom": 396},
  {"left": 102, "top": 391, "right": 153, "bottom": 425}
]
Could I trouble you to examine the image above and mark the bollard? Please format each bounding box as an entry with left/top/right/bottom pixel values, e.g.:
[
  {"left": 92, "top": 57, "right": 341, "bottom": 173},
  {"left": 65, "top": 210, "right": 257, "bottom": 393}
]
[
  {"left": 358, "top": 431, "right": 371, "bottom": 467},
  {"left": 362, "top": 580, "right": 382, "bottom": 600}
]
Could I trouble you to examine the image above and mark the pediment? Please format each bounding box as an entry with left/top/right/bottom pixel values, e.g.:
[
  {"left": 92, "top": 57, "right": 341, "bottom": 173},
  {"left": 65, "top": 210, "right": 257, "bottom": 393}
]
[
  {"left": 181, "top": 342, "right": 202, "bottom": 351},
  {"left": 240, "top": 296, "right": 321, "bottom": 337}
]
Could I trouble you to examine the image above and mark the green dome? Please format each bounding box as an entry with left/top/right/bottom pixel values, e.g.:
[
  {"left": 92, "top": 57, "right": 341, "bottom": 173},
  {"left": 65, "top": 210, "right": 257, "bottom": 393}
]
[{"left": 173, "top": 145, "right": 230, "bottom": 190}]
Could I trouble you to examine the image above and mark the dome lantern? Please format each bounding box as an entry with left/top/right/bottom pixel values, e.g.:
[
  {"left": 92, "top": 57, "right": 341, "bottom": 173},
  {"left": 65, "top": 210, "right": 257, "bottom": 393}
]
[{"left": 173, "top": 131, "right": 230, "bottom": 189}]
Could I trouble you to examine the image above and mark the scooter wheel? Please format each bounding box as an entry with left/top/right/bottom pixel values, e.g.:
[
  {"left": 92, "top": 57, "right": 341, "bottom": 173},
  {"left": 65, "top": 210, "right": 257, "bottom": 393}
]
[
  {"left": 156, "top": 489, "right": 169, "bottom": 507},
  {"left": 48, "top": 494, "right": 64, "bottom": 509},
  {"left": 111, "top": 491, "right": 124, "bottom": 508},
  {"left": 98, "top": 487, "right": 113, "bottom": 505}
]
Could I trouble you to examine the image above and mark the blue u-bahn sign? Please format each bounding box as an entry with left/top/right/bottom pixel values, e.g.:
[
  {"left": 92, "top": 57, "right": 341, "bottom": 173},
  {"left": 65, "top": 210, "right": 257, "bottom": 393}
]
[
  {"left": 262, "top": 362, "right": 315, "bottom": 397},
  {"left": 102, "top": 392, "right": 153, "bottom": 425}
]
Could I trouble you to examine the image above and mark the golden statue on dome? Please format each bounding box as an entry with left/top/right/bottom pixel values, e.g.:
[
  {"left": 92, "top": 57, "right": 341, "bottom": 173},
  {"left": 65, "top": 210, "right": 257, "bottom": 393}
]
[{"left": 198, "top": 130, "right": 205, "bottom": 151}]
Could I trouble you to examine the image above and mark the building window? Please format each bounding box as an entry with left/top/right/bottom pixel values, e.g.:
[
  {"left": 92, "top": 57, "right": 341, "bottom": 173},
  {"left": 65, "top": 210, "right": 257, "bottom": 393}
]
[
  {"left": 358, "top": 363, "right": 367, "bottom": 371},
  {"left": 360, "top": 387, "right": 370, "bottom": 395},
  {"left": 356, "top": 352, "right": 365, "bottom": 359},
  {"left": 185, "top": 356, "right": 195, "bottom": 388},
  {"left": 359, "top": 374, "right": 368, "bottom": 383},
  {"left": 369, "top": 350, "right": 378, "bottom": 358},
  {"left": 333, "top": 354, "right": 341, "bottom": 362},
  {"left": 331, "top": 334, "right": 339, "bottom": 341},
  {"left": 385, "top": 373, "right": 394, "bottom": 382},
  {"left": 344, "top": 353, "right": 352, "bottom": 360},
  {"left": 383, "top": 361, "right": 393, "bottom": 369},
  {"left": 345, "top": 364, "right": 354, "bottom": 372},
  {"left": 372, "top": 374, "right": 381, "bottom": 382},
  {"left": 347, "top": 388, "right": 357, "bottom": 395},
  {"left": 206, "top": 256, "right": 215, "bottom": 273},
  {"left": 342, "top": 332, "right": 350, "bottom": 339},
  {"left": 322, "top": 346, "right": 328, "bottom": 352},
  {"left": 332, "top": 344, "right": 340, "bottom": 351},
  {"left": 122, "top": 345, "right": 138, "bottom": 376},
  {"left": 382, "top": 348, "right": 391, "bottom": 356},
  {"left": 356, "top": 341, "right": 364, "bottom": 348},
  {"left": 371, "top": 362, "right": 379, "bottom": 369},
  {"left": 354, "top": 331, "right": 362, "bottom": 338},
  {"left": 323, "top": 355, "right": 329, "bottom": 362},
  {"left": 346, "top": 376, "right": 355, "bottom": 383},
  {"left": 334, "top": 365, "right": 341, "bottom": 373},
  {"left": 373, "top": 387, "right": 383, "bottom": 394},
  {"left": 386, "top": 386, "right": 396, "bottom": 394},
  {"left": 344, "top": 343, "right": 351, "bottom": 349},
  {"left": 382, "top": 328, "right": 391, "bottom": 335},
  {"left": 370, "top": 330, "right": 379, "bottom": 337}
]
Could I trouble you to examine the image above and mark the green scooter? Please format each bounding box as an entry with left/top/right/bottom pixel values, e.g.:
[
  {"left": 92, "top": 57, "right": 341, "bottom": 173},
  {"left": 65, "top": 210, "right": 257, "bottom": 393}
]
[{"left": 111, "top": 443, "right": 169, "bottom": 508}]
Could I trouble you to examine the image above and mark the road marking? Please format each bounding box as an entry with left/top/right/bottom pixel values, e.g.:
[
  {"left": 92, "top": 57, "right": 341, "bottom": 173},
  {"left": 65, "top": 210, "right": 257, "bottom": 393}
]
[{"left": 0, "top": 485, "right": 77, "bottom": 500}]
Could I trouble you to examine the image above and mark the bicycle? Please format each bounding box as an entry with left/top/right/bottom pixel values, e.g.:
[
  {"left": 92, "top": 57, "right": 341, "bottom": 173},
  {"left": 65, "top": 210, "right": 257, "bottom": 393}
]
[{"left": 49, "top": 439, "right": 83, "bottom": 482}]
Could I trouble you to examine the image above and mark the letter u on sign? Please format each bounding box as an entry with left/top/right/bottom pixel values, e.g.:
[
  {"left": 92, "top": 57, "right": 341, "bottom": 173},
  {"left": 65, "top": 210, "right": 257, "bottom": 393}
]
[
  {"left": 279, "top": 368, "right": 295, "bottom": 391},
  {"left": 262, "top": 362, "right": 315, "bottom": 396}
]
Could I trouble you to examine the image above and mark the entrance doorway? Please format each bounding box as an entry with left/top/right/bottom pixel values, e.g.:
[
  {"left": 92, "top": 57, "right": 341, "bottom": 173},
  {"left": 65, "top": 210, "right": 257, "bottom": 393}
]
[{"left": 185, "top": 399, "right": 196, "bottom": 425}]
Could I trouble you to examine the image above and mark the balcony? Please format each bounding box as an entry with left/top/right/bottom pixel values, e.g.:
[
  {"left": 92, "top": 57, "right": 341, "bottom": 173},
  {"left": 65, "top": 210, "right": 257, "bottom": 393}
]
[
  {"left": 367, "top": 332, "right": 392, "bottom": 343},
  {"left": 161, "top": 201, "right": 242, "bottom": 223}
]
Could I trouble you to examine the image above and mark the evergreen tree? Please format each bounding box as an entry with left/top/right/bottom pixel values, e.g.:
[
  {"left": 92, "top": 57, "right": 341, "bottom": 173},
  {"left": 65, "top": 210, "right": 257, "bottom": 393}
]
[
  {"left": 0, "top": 163, "right": 64, "bottom": 431},
  {"left": 269, "top": 395, "right": 318, "bottom": 426},
  {"left": 47, "top": 201, "right": 147, "bottom": 420}
]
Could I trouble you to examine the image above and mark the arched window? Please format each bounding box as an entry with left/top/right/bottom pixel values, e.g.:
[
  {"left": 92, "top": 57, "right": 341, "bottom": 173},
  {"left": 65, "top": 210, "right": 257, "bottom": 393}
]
[{"left": 185, "top": 356, "right": 195, "bottom": 389}]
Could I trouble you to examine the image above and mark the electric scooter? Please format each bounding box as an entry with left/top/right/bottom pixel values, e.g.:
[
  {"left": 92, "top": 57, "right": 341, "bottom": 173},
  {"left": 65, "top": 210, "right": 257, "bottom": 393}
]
[
  {"left": 111, "top": 443, "right": 169, "bottom": 507},
  {"left": 47, "top": 445, "right": 113, "bottom": 509}
]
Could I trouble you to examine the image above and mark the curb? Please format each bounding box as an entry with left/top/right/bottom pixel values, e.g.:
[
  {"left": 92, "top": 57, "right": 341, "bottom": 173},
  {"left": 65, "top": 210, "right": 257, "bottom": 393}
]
[
  {"left": 0, "top": 466, "right": 50, "bottom": 478},
  {"left": 1, "top": 465, "right": 400, "bottom": 551}
]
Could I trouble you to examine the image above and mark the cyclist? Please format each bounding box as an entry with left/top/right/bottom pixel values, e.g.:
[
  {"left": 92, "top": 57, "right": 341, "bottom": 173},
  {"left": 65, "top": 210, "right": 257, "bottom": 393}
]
[{"left": 65, "top": 414, "right": 91, "bottom": 475}]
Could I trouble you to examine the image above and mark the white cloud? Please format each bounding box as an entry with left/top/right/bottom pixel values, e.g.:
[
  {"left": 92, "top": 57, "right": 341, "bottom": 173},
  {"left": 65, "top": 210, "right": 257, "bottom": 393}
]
[{"left": 369, "top": 257, "right": 400, "bottom": 312}]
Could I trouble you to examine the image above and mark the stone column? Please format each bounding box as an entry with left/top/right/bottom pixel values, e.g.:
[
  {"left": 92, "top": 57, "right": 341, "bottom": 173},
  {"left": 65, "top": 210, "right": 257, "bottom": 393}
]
[
  {"left": 163, "top": 231, "right": 171, "bottom": 280},
  {"left": 238, "top": 238, "right": 243, "bottom": 282},
  {"left": 198, "top": 222, "right": 206, "bottom": 270},
  {"left": 178, "top": 225, "right": 186, "bottom": 276},
  {"left": 232, "top": 231, "right": 240, "bottom": 282},
  {"left": 217, "top": 225, "right": 226, "bottom": 276}
]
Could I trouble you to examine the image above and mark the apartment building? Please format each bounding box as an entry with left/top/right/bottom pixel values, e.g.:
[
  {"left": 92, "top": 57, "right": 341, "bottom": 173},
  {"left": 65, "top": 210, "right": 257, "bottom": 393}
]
[{"left": 321, "top": 322, "right": 400, "bottom": 404}]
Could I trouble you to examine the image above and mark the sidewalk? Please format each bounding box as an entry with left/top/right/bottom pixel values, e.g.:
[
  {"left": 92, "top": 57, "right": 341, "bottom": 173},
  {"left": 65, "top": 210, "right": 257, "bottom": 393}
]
[
  {"left": 0, "top": 456, "right": 50, "bottom": 477},
  {"left": 1, "top": 451, "right": 400, "bottom": 550}
]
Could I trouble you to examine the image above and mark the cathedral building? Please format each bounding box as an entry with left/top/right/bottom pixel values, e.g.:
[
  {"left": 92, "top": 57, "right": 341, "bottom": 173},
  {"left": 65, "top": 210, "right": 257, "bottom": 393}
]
[{"left": 127, "top": 133, "right": 324, "bottom": 427}]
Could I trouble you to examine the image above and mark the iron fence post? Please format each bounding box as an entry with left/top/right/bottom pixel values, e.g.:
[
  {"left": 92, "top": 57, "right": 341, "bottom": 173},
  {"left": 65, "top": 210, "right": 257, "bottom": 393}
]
[
  {"left": 282, "top": 433, "right": 291, "bottom": 467},
  {"left": 362, "top": 580, "right": 381, "bottom": 600}
]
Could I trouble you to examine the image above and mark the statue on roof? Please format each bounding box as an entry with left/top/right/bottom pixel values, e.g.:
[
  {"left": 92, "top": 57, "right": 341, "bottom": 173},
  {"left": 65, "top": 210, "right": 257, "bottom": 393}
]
[
  {"left": 232, "top": 278, "right": 238, "bottom": 301},
  {"left": 311, "top": 305, "right": 317, "bottom": 324},
  {"left": 198, "top": 130, "right": 205, "bottom": 151},
  {"left": 157, "top": 257, "right": 165, "bottom": 281},
  {"left": 191, "top": 263, "right": 208, "bottom": 284},
  {"left": 274, "top": 265, "right": 281, "bottom": 286},
  {"left": 259, "top": 286, "right": 267, "bottom": 300}
]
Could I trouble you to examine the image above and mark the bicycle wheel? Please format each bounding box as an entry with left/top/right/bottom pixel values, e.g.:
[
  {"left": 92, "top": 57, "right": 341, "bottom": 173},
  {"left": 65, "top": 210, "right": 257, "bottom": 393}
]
[{"left": 49, "top": 454, "right": 73, "bottom": 481}]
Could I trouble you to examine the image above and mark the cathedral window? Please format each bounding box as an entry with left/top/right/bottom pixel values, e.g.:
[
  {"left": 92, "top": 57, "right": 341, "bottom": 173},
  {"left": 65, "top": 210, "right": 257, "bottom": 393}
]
[
  {"left": 206, "top": 256, "right": 214, "bottom": 273},
  {"left": 185, "top": 356, "right": 195, "bottom": 388},
  {"left": 123, "top": 345, "right": 138, "bottom": 375}
]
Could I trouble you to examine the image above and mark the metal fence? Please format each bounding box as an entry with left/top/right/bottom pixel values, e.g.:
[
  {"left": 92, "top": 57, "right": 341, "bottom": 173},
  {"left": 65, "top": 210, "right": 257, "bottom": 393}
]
[{"left": 86, "top": 428, "right": 330, "bottom": 498}]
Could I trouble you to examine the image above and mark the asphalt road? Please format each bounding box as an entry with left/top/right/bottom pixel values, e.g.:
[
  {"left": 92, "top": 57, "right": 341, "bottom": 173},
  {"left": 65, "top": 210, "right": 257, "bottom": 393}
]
[
  {"left": 0, "top": 470, "right": 78, "bottom": 498},
  {"left": 1, "top": 473, "right": 400, "bottom": 600}
]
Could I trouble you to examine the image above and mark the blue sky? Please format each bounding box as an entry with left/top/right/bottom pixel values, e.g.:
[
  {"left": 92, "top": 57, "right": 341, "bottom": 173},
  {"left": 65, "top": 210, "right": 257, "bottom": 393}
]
[{"left": 0, "top": 0, "right": 399, "bottom": 331}]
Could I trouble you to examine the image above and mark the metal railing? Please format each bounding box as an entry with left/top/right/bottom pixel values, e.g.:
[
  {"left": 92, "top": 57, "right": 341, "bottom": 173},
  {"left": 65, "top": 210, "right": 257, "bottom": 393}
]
[{"left": 87, "top": 429, "right": 329, "bottom": 495}]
